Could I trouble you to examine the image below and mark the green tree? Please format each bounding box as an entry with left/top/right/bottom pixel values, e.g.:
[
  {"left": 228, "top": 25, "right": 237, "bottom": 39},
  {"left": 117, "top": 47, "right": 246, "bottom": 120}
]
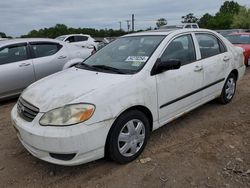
[
  {"left": 231, "top": 6, "right": 250, "bottom": 29},
  {"left": 198, "top": 13, "right": 214, "bottom": 28},
  {"left": 0, "top": 32, "right": 7, "bottom": 38},
  {"left": 198, "top": 1, "right": 240, "bottom": 29},
  {"left": 156, "top": 18, "right": 167, "bottom": 28},
  {"left": 220, "top": 1, "right": 240, "bottom": 15},
  {"left": 21, "top": 24, "right": 127, "bottom": 38},
  {"left": 181, "top": 13, "right": 199, "bottom": 23},
  {"left": 212, "top": 1, "right": 240, "bottom": 29}
]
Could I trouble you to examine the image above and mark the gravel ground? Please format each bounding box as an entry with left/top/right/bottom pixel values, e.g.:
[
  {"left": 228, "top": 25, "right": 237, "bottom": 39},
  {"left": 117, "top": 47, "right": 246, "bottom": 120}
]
[{"left": 0, "top": 68, "right": 249, "bottom": 188}]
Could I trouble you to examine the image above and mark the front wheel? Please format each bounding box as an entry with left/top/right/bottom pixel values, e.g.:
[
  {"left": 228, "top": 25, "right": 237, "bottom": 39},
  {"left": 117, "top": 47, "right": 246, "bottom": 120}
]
[
  {"left": 218, "top": 73, "right": 237, "bottom": 104},
  {"left": 107, "top": 110, "right": 150, "bottom": 164}
]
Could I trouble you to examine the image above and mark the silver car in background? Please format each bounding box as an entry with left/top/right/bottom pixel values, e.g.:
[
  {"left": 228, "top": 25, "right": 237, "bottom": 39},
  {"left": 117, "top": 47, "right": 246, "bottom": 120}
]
[{"left": 0, "top": 38, "right": 92, "bottom": 100}]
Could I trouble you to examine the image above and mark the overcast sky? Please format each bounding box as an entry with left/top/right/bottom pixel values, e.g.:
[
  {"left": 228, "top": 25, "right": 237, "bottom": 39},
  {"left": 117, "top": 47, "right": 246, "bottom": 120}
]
[{"left": 0, "top": 0, "right": 249, "bottom": 37}]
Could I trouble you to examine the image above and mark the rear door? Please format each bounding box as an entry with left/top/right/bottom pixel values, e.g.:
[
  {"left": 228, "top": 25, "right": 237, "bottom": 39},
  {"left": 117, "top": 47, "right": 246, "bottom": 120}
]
[
  {"left": 194, "top": 33, "right": 230, "bottom": 99},
  {"left": 155, "top": 34, "right": 204, "bottom": 125},
  {"left": 29, "top": 42, "right": 69, "bottom": 80},
  {"left": 0, "top": 43, "right": 35, "bottom": 98}
]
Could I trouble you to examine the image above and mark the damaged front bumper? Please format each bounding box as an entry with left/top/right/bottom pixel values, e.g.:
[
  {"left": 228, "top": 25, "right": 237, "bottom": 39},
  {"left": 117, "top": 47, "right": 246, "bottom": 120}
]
[{"left": 11, "top": 104, "right": 114, "bottom": 166}]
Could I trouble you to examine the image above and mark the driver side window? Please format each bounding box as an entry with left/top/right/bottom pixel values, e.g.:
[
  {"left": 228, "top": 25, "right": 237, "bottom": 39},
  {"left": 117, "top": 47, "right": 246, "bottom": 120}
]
[{"left": 161, "top": 34, "right": 196, "bottom": 66}]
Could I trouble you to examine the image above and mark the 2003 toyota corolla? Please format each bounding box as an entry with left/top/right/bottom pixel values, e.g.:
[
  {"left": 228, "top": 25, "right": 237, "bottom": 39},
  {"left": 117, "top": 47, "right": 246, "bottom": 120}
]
[{"left": 11, "top": 29, "right": 245, "bottom": 166}]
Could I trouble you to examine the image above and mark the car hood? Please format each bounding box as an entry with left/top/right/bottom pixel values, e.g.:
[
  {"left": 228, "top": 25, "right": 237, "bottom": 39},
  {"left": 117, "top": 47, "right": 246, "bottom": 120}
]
[{"left": 21, "top": 68, "right": 132, "bottom": 112}]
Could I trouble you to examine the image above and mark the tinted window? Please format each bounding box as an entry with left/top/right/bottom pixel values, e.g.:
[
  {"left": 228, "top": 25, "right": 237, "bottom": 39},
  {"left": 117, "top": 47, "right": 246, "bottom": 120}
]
[
  {"left": 185, "top": 25, "right": 191, "bottom": 28},
  {"left": 31, "top": 43, "right": 62, "bottom": 58},
  {"left": 75, "top": 36, "right": 88, "bottom": 42},
  {"left": 161, "top": 34, "right": 196, "bottom": 65},
  {"left": 196, "top": 34, "right": 223, "bottom": 59},
  {"left": 192, "top": 25, "right": 198, "bottom": 28},
  {"left": 66, "top": 36, "right": 75, "bottom": 43},
  {"left": 0, "top": 45, "right": 28, "bottom": 65}
]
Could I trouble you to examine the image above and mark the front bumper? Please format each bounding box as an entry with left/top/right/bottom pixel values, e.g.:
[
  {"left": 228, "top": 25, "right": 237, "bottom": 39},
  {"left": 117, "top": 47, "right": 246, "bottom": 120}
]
[{"left": 11, "top": 104, "right": 114, "bottom": 166}]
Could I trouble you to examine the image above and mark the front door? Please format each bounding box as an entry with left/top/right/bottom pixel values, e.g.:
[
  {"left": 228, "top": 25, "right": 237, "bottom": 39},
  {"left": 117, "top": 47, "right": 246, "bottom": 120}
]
[
  {"left": 0, "top": 43, "right": 35, "bottom": 98},
  {"left": 155, "top": 34, "right": 203, "bottom": 125}
]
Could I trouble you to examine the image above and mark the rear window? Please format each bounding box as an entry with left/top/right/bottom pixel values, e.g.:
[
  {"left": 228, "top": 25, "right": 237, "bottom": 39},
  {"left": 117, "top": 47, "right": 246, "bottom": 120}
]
[
  {"left": 196, "top": 34, "right": 226, "bottom": 59},
  {"left": 31, "top": 43, "right": 62, "bottom": 58},
  {"left": 75, "top": 36, "right": 88, "bottom": 42}
]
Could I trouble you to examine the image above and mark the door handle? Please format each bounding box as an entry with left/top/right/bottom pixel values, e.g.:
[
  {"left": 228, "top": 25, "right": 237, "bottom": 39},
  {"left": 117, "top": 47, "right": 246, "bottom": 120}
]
[
  {"left": 223, "top": 56, "right": 230, "bottom": 61},
  {"left": 19, "top": 63, "right": 31, "bottom": 67},
  {"left": 194, "top": 65, "right": 203, "bottom": 72},
  {"left": 58, "top": 55, "right": 67, "bottom": 59}
]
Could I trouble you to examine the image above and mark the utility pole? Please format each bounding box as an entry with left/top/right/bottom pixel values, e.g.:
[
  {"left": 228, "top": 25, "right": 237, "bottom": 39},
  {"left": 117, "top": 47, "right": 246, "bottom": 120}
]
[
  {"left": 119, "top": 21, "right": 122, "bottom": 30},
  {"left": 132, "top": 14, "right": 135, "bottom": 32},
  {"left": 126, "top": 20, "right": 130, "bottom": 32}
]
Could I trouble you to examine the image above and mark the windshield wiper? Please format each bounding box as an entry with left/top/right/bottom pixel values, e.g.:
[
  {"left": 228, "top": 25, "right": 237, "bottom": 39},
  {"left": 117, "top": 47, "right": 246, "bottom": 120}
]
[
  {"left": 76, "top": 63, "right": 98, "bottom": 71},
  {"left": 92, "top": 65, "right": 126, "bottom": 74}
]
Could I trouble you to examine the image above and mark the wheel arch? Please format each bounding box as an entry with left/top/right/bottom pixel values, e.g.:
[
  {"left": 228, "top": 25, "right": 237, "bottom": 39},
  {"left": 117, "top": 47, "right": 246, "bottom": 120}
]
[
  {"left": 230, "top": 69, "right": 238, "bottom": 81},
  {"left": 104, "top": 105, "right": 153, "bottom": 158}
]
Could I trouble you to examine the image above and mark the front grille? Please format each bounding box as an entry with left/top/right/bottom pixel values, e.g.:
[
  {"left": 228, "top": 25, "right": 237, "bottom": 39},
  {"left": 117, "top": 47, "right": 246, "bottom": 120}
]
[{"left": 17, "top": 97, "right": 39, "bottom": 122}]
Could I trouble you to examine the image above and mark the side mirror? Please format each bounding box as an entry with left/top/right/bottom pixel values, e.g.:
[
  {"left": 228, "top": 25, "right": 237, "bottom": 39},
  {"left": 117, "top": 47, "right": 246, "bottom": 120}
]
[
  {"left": 151, "top": 58, "right": 181, "bottom": 75},
  {"left": 65, "top": 40, "right": 70, "bottom": 43}
]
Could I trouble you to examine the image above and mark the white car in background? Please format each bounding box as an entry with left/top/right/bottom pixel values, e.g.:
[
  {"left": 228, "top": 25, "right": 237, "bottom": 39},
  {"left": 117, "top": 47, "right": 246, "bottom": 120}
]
[
  {"left": 0, "top": 38, "right": 8, "bottom": 41},
  {"left": 12, "top": 29, "right": 245, "bottom": 166},
  {"left": 0, "top": 38, "right": 92, "bottom": 100},
  {"left": 56, "top": 34, "right": 99, "bottom": 51}
]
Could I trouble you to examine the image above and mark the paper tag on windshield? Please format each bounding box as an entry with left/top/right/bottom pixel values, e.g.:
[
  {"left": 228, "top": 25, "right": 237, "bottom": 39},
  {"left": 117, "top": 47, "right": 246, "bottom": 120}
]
[{"left": 125, "top": 56, "right": 149, "bottom": 62}]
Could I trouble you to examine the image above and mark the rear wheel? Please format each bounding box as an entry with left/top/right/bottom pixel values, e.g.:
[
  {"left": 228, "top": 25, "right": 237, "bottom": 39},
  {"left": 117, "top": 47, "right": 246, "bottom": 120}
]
[
  {"left": 218, "top": 73, "right": 236, "bottom": 104},
  {"left": 107, "top": 110, "right": 150, "bottom": 164}
]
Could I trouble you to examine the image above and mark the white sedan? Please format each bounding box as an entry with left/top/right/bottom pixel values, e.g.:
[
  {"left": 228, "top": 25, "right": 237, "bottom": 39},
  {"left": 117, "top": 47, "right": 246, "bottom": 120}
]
[{"left": 11, "top": 29, "right": 245, "bottom": 166}]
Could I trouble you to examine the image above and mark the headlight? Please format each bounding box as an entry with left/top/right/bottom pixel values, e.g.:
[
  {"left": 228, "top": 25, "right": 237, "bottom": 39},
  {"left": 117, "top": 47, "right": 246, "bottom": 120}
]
[{"left": 39, "top": 103, "right": 95, "bottom": 126}]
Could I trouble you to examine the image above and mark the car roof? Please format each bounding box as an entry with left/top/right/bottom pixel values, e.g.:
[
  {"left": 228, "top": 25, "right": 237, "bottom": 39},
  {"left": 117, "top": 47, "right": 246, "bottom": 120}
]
[
  {"left": 123, "top": 28, "right": 217, "bottom": 37},
  {"left": 58, "top": 34, "right": 91, "bottom": 38},
  {"left": 0, "top": 38, "right": 63, "bottom": 48}
]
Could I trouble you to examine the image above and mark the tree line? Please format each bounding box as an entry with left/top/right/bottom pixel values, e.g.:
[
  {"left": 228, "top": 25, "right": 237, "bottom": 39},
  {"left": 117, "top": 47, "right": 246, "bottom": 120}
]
[
  {"left": 157, "top": 1, "right": 250, "bottom": 29},
  {"left": 1, "top": 1, "right": 249, "bottom": 39}
]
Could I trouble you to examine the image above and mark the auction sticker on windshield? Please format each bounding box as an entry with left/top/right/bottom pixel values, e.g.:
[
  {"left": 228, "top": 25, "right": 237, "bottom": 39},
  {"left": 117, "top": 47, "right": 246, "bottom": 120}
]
[{"left": 125, "top": 56, "right": 149, "bottom": 62}]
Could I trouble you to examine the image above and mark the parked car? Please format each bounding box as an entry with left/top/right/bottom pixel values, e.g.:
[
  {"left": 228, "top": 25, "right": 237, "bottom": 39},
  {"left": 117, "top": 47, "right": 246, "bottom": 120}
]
[
  {"left": 11, "top": 29, "right": 245, "bottom": 166},
  {"left": 95, "top": 37, "right": 110, "bottom": 49},
  {"left": 56, "top": 34, "right": 99, "bottom": 51},
  {"left": 0, "top": 38, "right": 8, "bottom": 41},
  {"left": 160, "top": 23, "right": 199, "bottom": 30},
  {"left": 0, "top": 38, "right": 92, "bottom": 100},
  {"left": 225, "top": 32, "right": 250, "bottom": 66}
]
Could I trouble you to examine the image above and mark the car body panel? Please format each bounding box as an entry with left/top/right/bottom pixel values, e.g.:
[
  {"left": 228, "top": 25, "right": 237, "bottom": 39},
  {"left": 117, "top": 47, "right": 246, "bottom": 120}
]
[{"left": 0, "top": 59, "right": 35, "bottom": 98}]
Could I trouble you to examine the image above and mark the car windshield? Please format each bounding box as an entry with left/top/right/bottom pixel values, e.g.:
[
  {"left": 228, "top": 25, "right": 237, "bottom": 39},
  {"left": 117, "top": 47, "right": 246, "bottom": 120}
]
[
  {"left": 77, "top": 35, "right": 165, "bottom": 74},
  {"left": 55, "top": 36, "right": 67, "bottom": 41},
  {"left": 226, "top": 35, "right": 250, "bottom": 44}
]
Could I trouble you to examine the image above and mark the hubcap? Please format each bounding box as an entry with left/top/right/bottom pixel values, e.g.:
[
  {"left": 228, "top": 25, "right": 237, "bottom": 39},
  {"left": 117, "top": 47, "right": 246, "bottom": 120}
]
[
  {"left": 118, "top": 119, "right": 145, "bottom": 157},
  {"left": 225, "top": 78, "right": 235, "bottom": 100}
]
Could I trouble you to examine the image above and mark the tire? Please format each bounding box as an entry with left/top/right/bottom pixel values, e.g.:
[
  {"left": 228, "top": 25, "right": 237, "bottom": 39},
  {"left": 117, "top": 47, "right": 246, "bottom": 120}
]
[
  {"left": 107, "top": 110, "right": 150, "bottom": 164},
  {"left": 218, "top": 73, "right": 237, "bottom": 104}
]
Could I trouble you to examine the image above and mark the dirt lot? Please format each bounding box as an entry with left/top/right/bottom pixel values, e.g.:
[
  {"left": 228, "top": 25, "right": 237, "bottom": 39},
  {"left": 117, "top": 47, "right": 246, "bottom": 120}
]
[{"left": 0, "top": 69, "right": 250, "bottom": 188}]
